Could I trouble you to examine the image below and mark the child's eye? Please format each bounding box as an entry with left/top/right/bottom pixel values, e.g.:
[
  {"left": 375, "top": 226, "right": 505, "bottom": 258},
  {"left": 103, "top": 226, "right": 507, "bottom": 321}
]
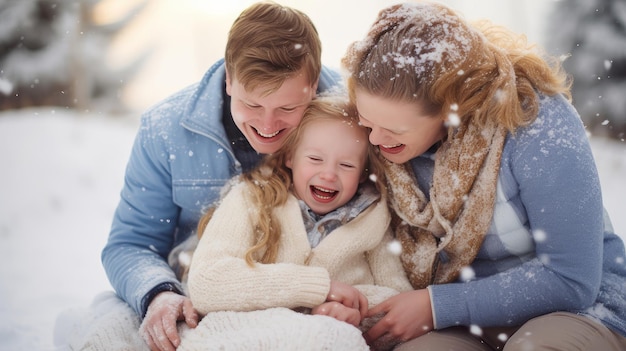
[
  {"left": 281, "top": 107, "right": 297, "bottom": 112},
  {"left": 340, "top": 163, "right": 356, "bottom": 169},
  {"left": 307, "top": 156, "right": 322, "bottom": 162}
]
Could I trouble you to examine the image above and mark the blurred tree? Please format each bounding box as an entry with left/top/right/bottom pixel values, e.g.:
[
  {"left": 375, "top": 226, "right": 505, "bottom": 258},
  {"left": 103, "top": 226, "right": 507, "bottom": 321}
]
[
  {"left": 548, "top": 0, "right": 626, "bottom": 139},
  {"left": 0, "top": 0, "right": 147, "bottom": 113}
]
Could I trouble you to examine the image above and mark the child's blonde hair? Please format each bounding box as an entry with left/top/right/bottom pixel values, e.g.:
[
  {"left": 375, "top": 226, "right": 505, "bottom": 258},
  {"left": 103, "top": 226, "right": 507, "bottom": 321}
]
[
  {"left": 197, "top": 95, "right": 386, "bottom": 266},
  {"left": 225, "top": 1, "right": 322, "bottom": 95}
]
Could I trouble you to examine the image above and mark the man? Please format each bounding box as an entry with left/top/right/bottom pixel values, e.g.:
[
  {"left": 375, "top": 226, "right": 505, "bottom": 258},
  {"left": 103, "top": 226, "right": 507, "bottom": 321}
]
[{"left": 102, "top": 2, "right": 340, "bottom": 350}]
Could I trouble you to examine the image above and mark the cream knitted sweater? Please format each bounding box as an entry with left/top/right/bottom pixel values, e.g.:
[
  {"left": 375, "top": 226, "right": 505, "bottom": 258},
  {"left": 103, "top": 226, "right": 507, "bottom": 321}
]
[{"left": 187, "top": 181, "right": 412, "bottom": 315}]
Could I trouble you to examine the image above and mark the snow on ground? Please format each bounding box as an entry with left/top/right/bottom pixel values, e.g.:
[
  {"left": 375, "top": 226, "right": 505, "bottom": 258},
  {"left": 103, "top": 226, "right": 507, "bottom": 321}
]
[
  {"left": 0, "top": 108, "right": 624, "bottom": 351},
  {"left": 0, "top": 109, "right": 135, "bottom": 351}
]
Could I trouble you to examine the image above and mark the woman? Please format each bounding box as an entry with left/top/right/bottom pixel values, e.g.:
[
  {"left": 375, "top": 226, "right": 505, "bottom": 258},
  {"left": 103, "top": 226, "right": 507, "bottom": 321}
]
[{"left": 342, "top": 2, "right": 626, "bottom": 350}]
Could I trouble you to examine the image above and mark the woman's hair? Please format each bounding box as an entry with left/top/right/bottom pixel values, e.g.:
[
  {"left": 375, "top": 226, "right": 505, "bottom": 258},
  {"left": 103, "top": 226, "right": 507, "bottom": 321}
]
[
  {"left": 197, "top": 95, "right": 386, "bottom": 266},
  {"left": 225, "top": 1, "right": 322, "bottom": 96},
  {"left": 342, "top": 2, "right": 572, "bottom": 132}
]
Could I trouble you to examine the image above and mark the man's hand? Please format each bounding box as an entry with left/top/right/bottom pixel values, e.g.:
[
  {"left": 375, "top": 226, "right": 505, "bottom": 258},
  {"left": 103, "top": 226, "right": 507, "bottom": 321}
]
[
  {"left": 363, "top": 289, "right": 434, "bottom": 345},
  {"left": 139, "top": 291, "right": 199, "bottom": 351}
]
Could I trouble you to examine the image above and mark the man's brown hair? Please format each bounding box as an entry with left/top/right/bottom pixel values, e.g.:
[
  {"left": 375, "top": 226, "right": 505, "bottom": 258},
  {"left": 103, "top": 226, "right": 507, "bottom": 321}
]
[{"left": 225, "top": 1, "right": 322, "bottom": 95}]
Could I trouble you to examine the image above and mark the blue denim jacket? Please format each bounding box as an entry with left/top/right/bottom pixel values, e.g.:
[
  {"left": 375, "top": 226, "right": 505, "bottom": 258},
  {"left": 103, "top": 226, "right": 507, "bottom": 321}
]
[{"left": 102, "top": 59, "right": 341, "bottom": 316}]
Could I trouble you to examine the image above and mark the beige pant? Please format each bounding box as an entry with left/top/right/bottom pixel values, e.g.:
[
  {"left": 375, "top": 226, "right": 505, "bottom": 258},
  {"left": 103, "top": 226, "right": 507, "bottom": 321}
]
[{"left": 395, "top": 312, "right": 626, "bottom": 351}]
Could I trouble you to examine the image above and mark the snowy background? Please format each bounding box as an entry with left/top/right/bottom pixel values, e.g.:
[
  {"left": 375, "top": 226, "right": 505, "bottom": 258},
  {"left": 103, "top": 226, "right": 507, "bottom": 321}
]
[
  {"left": 0, "top": 1, "right": 625, "bottom": 350},
  {"left": 1, "top": 107, "right": 624, "bottom": 351}
]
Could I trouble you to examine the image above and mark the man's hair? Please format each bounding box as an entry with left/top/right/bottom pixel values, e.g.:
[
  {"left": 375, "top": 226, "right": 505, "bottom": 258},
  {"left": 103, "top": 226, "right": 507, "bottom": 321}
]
[{"left": 225, "top": 1, "right": 322, "bottom": 95}]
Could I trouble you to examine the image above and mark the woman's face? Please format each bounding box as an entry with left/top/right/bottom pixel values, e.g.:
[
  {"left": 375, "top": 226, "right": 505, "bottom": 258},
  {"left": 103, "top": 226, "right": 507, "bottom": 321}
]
[{"left": 355, "top": 89, "right": 447, "bottom": 164}]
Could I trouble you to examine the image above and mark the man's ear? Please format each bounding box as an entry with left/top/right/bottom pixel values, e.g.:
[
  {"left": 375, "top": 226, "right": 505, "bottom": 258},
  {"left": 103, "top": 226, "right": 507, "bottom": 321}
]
[{"left": 225, "top": 69, "right": 232, "bottom": 96}]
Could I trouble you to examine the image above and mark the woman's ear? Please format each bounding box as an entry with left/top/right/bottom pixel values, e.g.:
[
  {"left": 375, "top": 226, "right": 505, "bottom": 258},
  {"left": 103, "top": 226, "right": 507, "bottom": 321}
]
[
  {"left": 310, "top": 81, "right": 319, "bottom": 98},
  {"left": 285, "top": 157, "right": 293, "bottom": 169}
]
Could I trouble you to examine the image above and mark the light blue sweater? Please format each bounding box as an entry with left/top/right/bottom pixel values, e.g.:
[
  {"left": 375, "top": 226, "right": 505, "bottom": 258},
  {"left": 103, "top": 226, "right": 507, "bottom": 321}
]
[{"left": 410, "top": 94, "right": 626, "bottom": 337}]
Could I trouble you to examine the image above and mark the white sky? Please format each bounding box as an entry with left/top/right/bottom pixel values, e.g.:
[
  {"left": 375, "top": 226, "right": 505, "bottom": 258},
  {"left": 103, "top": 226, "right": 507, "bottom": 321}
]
[{"left": 101, "top": 0, "right": 555, "bottom": 111}]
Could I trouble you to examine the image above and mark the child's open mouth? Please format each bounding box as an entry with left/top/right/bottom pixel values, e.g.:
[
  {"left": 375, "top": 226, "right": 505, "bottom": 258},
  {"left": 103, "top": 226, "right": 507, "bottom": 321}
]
[{"left": 310, "top": 185, "right": 337, "bottom": 202}]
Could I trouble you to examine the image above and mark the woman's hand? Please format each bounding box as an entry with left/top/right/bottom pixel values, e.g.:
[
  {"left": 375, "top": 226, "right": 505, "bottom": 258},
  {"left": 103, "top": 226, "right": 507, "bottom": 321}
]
[
  {"left": 326, "top": 280, "right": 369, "bottom": 318},
  {"left": 311, "top": 301, "right": 362, "bottom": 327},
  {"left": 139, "top": 291, "right": 199, "bottom": 351},
  {"left": 363, "top": 289, "right": 434, "bottom": 344}
]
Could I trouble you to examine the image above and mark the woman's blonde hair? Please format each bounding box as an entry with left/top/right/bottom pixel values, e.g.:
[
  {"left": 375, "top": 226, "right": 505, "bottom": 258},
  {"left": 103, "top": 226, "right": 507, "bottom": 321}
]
[
  {"left": 342, "top": 2, "right": 571, "bottom": 132},
  {"left": 197, "top": 95, "right": 386, "bottom": 266},
  {"left": 225, "top": 1, "right": 322, "bottom": 95}
]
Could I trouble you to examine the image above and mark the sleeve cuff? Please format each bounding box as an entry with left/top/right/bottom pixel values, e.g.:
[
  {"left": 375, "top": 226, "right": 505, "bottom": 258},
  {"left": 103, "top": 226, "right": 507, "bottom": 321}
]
[
  {"left": 427, "top": 285, "right": 438, "bottom": 329},
  {"left": 141, "top": 282, "right": 184, "bottom": 318}
]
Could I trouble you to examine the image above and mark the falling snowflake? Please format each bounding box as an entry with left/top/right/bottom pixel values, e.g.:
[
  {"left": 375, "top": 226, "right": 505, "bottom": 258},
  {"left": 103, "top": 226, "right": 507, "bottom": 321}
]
[
  {"left": 387, "top": 239, "right": 402, "bottom": 256},
  {"left": 460, "top": 266, "right": 475, "bottom": 282}
]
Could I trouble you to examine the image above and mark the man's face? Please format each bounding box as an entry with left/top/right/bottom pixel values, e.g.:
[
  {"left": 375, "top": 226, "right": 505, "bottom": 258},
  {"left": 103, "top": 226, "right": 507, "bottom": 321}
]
[{"left": 226, "top": 70, "right": 317, "bottom": 154}]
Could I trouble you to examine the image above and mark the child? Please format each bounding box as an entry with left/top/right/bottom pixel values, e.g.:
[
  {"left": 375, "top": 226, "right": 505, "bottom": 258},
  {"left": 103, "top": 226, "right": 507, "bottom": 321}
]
[{"left": 183, "top": 94, "right": 412, "bottom": 349}]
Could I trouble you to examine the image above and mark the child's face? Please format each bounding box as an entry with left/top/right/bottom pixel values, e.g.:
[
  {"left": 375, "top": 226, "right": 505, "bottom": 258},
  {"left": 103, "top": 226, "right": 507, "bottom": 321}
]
[
  {"left": 286, "top": 119, "right": 368, "bottom": 215},
  {"left": 227, "top": 70, "right": 317, "bottom": 154}
]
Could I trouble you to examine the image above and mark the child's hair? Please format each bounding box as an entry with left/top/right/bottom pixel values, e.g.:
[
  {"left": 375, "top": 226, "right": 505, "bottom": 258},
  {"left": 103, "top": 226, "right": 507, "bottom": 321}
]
[
  {"left": 225, "top": 1, "right": 322, "bottom": 96},
  {"left": 342, "top": 2, "right": 571, "bottom": 133},
  {"left": 197, "top": 95, "right": 386, "bottom": 266}
]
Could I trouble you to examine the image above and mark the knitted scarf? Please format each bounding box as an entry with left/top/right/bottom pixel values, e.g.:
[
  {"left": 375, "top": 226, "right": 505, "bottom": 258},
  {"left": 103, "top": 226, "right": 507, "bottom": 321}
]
[{"left": 384, "top": 117, "right": 507, "bottom": 289}]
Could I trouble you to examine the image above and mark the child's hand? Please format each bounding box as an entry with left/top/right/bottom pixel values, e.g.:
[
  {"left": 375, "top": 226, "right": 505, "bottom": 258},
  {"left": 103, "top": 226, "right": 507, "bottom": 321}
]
[
  {"left": 326, "top": 280, "right": 368, "bottom": 318},
  {"left": 311, "top": 301, "right": 362, "bottom": 327}
]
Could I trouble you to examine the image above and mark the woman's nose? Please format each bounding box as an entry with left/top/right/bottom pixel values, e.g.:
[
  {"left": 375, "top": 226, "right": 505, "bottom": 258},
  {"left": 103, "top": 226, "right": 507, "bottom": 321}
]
[{"left": 368, "top": 126, "right": 385, "bottom": 146}]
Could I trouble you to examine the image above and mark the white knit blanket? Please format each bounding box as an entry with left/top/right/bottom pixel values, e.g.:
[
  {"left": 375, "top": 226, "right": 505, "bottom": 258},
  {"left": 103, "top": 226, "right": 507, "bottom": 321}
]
[
  {"left": 54, "top": 291, "right": 148, "bottom": 351},
  {"left": 178, "top": 307, "right": 369, "bottom": 351},
  {"left": 179, "top": 285, "right": 401, "bottom": 351},
  {"left": 55, "top": 291, "right": 374, "bottom": 351}
]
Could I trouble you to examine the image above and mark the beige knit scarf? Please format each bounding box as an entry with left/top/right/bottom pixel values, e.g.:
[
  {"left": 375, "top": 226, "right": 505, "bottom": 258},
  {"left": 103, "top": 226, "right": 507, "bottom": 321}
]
[{"left": 384, "top": 117, "right": 507, "bottom": 289}]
